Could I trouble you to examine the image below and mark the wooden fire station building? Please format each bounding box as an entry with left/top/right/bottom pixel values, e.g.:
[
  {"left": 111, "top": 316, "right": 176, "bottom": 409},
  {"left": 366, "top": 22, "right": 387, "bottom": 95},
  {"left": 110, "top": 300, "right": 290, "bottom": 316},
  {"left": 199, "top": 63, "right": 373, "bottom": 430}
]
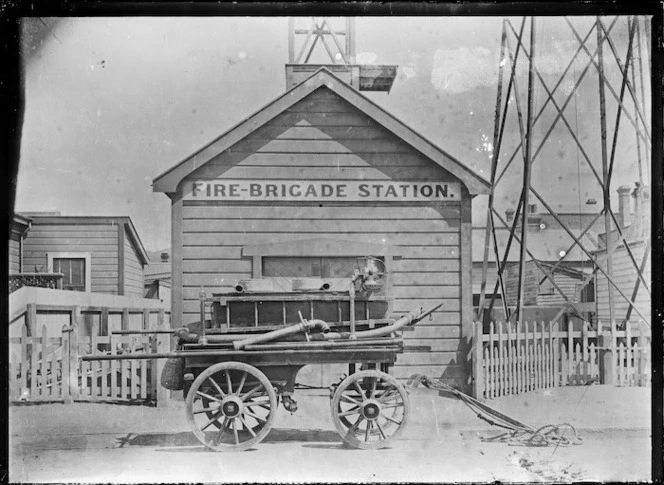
[{"left": 153, "top": 68, "right": 489, "bottom": 387}]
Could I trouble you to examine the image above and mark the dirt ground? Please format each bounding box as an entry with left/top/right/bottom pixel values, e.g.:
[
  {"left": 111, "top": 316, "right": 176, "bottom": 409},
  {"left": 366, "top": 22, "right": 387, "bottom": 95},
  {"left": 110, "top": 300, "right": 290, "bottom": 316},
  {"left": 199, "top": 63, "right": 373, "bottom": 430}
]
[{"left": 9, "top": 385, "right": 652, "bottom": 483}]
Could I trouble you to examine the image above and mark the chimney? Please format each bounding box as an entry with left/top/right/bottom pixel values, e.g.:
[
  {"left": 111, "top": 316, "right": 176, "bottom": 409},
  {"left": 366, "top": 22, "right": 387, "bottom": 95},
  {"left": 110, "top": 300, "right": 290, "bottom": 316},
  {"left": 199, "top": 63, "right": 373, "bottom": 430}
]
[
  {"left": 161, "top": 252, "right": 169, "bottom": 262},
  {"left": 617, "top": 185, "right": 631, "bottom": 228},
  {"left": 505, "top": 208, "right": 515, "bottom": 222}
]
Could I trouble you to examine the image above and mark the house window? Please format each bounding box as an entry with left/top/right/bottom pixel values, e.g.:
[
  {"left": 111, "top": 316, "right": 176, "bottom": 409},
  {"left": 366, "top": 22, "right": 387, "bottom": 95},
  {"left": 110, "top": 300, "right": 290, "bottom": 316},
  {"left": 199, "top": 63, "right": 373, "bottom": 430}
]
[
  {"left": 262, "top": 257, "right": 363, "bottom": 278},
  {"left": 48, "top": 252, "right": 92, "bottom": 292}
]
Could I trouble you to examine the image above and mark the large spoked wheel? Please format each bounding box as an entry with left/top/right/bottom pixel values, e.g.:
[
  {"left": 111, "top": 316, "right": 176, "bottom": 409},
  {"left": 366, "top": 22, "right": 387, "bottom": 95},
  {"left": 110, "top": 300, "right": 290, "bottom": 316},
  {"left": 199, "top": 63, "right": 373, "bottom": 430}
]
[
  {"left": 185, "top": 362, "right": 277, "bottom": 451},
  {"left": 331, "top": 370, "right": 410, "bottom": 450}
]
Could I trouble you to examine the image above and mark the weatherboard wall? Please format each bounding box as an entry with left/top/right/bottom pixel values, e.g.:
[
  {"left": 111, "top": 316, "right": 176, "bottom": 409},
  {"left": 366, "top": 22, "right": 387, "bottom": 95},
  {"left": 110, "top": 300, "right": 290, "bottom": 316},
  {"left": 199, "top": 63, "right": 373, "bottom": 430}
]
[{"left": 171, "top": 87, "right": 473, "bottom": 386}]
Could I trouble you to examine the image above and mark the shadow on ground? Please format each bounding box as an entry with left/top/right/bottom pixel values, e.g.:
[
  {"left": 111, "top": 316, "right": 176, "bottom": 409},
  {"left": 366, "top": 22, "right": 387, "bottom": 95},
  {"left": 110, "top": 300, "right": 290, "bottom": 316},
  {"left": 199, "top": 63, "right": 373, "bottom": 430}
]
[{"left": 121, "top": 428, "right": 341, "bottom": 449}]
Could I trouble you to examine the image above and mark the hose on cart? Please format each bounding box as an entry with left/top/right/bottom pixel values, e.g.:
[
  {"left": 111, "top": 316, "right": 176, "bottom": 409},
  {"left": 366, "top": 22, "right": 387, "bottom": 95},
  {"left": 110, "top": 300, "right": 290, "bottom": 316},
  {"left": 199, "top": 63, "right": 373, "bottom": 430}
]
[{"left": 406, "top": 375, "right": 582, "bottom": 447}]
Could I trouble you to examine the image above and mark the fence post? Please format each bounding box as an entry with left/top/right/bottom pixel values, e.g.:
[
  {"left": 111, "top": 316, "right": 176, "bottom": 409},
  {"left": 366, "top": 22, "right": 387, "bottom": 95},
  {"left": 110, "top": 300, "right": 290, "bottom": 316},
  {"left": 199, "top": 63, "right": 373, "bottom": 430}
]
[
  {"left": 26, "top": 303, "right": 37, "bottom": 337},
  {"left": 472, "top": 321, "right": 483, "bottom": 399},
  {"left": 598, "top": 322, "right": 615, "bottom": 385},
  {"left": 62, "top": 324, "right": 71, "bottom": 403},
  {"left": 67, "top": 306, "right": 80, "bottom": 402},
  {"left": 153, "top": 309, "right": 169, "bottom": 406}
]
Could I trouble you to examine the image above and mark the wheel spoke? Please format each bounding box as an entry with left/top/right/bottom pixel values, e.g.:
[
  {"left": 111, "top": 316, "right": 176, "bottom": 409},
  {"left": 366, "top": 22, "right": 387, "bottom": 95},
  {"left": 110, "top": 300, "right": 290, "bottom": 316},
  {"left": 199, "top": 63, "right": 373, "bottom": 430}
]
[
  {"left": 375, "top": 420, "right": 387, "bottom": 440},
  {"left": 370, "top": 378, "right": 377, "bottom": 398},
  {"left": 193, "top": 406, "right": 220, "bottom": 414},
  {"left": 383, "top": 414, "right": 402, "bottom": 426},
  {"left": 244, "top": 409, "right": 268, "bottom": 422},
  {"left": 338, "top": 406, "right": 361, "bottom": 418},
  {"left": 201, "top": 410, "right": 223, "bottom": 431},
  {"left": 226, "top": 371, "right": 233, "bottom": 395},
  {"left": 207, "top": 376, "right": 226, "bottom": 399},
  {"left": 196, "top": 390, "right": 222, "bottom": 403},
  {"left": 347, "top": 415, "right": 365, "bottom": 434},
  {"left": 352, "top": 381, "right": 366, "bottom": 400},
  {"left": 364, "top": 420, "right": 372, "bottom": 442},
  {"left": 239, "top": 415, "right": 256, "bottom": 437},
  {"left": 246, "top": 402, "right": 271, "bottom": 412},
  {"left": 240, "top": 384, "right": 264, "bottom": 401},
  {"left": 382, "top": 401, "right": 404, "bottom": 409},
  {"left": 341, "top": 393, "right": 362, "bottom": 406},
  {"left": 213, "top": 417, "right": 229, "bottom": 445},
  {"left": 376, "top": 385, "right": 396, "bottom": 402},
  {"left": 233, "top": 419, "right": 240, "bottom": 444},
  {"left": 236, "top": 371, "right": 248, "bottom": 396}
]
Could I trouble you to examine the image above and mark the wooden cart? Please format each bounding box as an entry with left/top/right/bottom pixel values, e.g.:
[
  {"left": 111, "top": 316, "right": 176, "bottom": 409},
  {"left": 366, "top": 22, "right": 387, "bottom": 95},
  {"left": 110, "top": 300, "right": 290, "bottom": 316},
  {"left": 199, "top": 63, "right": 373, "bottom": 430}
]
[{"left": 172, "top": 285, "right": 439, "bottom": 451}]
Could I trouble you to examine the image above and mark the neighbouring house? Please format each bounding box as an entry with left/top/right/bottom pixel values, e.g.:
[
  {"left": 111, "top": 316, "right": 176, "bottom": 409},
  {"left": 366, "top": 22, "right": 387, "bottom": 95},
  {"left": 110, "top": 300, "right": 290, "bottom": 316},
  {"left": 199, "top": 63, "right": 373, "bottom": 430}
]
[
  {"left": 10, "top": 212, "right": 149, "bottom": 297},
  {"left": 594, "top": 183, "right": 651, "bottom": 326},
  {"left": 472, "top": 203, "right": 603, "bottom": 324}
]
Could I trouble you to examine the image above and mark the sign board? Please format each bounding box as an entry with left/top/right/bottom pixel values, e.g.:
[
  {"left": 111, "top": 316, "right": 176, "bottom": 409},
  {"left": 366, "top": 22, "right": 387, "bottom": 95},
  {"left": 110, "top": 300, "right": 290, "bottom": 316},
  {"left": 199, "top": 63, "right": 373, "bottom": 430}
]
[{"left": 184, "top": 180, "right": 460, "bottom": 202}]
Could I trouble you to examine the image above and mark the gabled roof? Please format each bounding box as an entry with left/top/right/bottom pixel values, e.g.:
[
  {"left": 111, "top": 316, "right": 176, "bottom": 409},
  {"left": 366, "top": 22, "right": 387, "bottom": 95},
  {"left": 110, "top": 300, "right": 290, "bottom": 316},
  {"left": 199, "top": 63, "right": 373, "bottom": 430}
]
[
  {"left": 153, "top": 67, "right": 490, "bottom": 196},
  {"left": 19, "top": 214, "right": 150, "bottom": 265}
]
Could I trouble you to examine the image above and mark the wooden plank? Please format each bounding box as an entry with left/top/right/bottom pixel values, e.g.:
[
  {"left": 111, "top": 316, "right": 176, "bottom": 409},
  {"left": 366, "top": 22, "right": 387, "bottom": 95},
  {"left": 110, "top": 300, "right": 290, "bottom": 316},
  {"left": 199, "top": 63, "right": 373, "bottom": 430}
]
[
  {"left": 25, "top": 230, "right": 118, "bottom": 239},
  {"left": 182, "top": 203, "right": 461, "bottom": 221},
  {"left": 90, "top": 320, "right": 98, "bottom": 399},
  {"left": 488, "top": 322, "right": 495, "bottom": 399},
  {"left": 110, "top": 333, "right": 118, "bottom": 398},
  {"left": 183, "top": 218, "right": 460, "bottom": 235},
  {"left": 130, "top": 341, "right": 139, "bottom": 400},
  {"left": 391, "top": 286, "right": 459, "bottom": 299},
  {"left": 183, "top": 232, "right": 461, "bottom": 248},
  {"left": 27, "top": 225, "right": 118, "bottom": 234},
  {"left": 30, "top": 333, "right": 38, "bottom": 399},
  {"left": 516, "top": 321, "right": 522, "bottom": 393},
  {"left": 472, "top": 322, "right": 483, "bottom": 399},
  {"left": 41, "top": 325, "right": 48, "bottom": 399},
  {"left": 483, "top": 347, "right": 490, "bottom": 399},
  {"left": 497, "top": 321, "right": 503, "bottom": 397},
  {"left": 121, "top": 347, "right": 128, "bottom": 400},
  {"left": 140, "top": 355, "right": 147, "bottom": 400},
  {"left": 507, "top": 321, "right": 514, "bottom": 395},
  {"left": 248, "top": 125, "right": 391, "bottom": 141},
  {"left": 395, "top": 351, "right": 461, "bottom": 366},
  {"left": 392, "top": 273, "right": 460, "bottom": 286}
]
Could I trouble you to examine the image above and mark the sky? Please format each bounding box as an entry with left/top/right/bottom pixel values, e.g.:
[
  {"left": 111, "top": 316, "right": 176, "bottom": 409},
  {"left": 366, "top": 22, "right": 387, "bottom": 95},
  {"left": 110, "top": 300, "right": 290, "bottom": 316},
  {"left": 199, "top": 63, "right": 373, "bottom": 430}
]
[{"left": 16, "top": 15, "right": 651, "bottom": 254}]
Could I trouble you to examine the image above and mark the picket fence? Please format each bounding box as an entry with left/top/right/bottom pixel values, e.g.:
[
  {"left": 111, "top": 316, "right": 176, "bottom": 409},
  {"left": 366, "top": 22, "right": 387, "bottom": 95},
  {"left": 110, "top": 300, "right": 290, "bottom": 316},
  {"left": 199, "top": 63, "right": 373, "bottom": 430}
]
[
  {"left": 9, "top": 304, "right": 171, "bottom": 404},
  {"left": 472, "top": 320, "right": 650, "bottom": 399}
]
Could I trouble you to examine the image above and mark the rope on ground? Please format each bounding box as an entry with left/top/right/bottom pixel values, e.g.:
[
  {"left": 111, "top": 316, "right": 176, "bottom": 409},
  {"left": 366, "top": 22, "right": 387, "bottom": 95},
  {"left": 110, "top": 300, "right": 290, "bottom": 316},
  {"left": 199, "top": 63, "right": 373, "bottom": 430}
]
[{"left": 406, "top": 374, "right": 583, "bottom": 447}]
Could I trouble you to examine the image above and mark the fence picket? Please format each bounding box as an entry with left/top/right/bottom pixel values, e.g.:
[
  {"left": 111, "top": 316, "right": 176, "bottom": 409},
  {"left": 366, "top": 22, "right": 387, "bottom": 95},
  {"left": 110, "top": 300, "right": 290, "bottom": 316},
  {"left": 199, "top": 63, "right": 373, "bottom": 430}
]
[
  {"left": 488, "top": 322, "right": 495, "bottom": 399},
  {"left": 130, "top": 339, "right": 138, "bottom": 400},
  {"left": 582, "top": 321, "right": 589, "bottom": 385},
  {"left": 507, "top": 321, "right": 516, "bottom": 395},
  {"left": 30, "top": 332, "right": 38, "bottom": 399},
  {"left": 40, "top": 325, "right": 48, "bottom": 399},
  {"left": 140, "top": 353, "right": 148, "bottom": 400},
  {"left": 110, "top": 333, "right": 118, "bottom": 398},
  {"left": 497, "top": 322, "right": 504, "bottom": 397},
  {"left": 515, "top": 321, "right": 521, "bottom": 394},
  {"left": 625, "top": 323, "right": 633, "bottom": 386},
  {"left": 483, "top": 346, "right": 490, "bottom": 399},
  {"left": 90, "top": 321, "right": 98, "bottom": 399},
  {"left": 121, "top": 341, "right": 128, "bottom": 400}
]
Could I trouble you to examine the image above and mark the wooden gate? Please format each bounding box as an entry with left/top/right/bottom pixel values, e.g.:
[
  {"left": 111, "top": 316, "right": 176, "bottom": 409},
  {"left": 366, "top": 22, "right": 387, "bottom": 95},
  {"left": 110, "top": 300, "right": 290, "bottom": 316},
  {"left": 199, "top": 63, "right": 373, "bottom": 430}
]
[
  {"left": 9, "top": 304, "right": 171, "bottom": 404},
  {"left": 472, "top": 320, "right": 651, "bottom": 399}
]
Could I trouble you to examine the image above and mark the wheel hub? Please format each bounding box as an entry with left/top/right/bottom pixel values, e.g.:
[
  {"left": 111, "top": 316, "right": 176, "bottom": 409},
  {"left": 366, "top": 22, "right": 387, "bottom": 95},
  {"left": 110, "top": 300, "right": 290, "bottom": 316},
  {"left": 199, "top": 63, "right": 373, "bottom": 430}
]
[
  {"left": 221, "top": 396, "right": 243, "bottom": 418},
  {"left": 361, "top": 400, "right": 381, "bottom": 421}
]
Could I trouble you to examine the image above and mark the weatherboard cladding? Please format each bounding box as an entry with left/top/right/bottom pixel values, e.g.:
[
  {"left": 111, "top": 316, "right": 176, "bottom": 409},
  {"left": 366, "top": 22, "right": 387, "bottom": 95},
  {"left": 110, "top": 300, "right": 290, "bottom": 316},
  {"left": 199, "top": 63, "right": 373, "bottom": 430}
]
[
  {"left": 20, "top": 218, "right": 147, "bottom": 297},
  {"left": 9, "top": 233, "right": 21, "bottom": 273},
  {"left": 595, "top": 241, "right": 650, "bottom": 324},
  {"left": 22, "top": 221, "right": 120, "bottom": 294},
  {"left": 175, "top": 87, "right": 471, "bottom": 383},
  {"left": 124, "top": 230, "right": 145, "bottom": 297}
]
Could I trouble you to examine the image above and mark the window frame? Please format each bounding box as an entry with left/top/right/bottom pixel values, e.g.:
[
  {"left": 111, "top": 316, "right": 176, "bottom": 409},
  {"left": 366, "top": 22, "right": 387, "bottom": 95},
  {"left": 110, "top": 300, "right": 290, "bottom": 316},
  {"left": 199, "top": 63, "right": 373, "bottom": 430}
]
[{"left": 47, "top": 252, "right": 92, "bottom": 292}]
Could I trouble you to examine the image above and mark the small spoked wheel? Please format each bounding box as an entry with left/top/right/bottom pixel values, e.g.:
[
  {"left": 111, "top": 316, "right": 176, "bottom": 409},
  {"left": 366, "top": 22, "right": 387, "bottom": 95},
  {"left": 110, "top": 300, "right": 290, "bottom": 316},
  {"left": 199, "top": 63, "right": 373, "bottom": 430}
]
[
  {"left": 331, "top": 370, "right": 409, "bottom": 450},
  {"left": 185, "top": 362, "right": 277, "bottom": 451}
]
